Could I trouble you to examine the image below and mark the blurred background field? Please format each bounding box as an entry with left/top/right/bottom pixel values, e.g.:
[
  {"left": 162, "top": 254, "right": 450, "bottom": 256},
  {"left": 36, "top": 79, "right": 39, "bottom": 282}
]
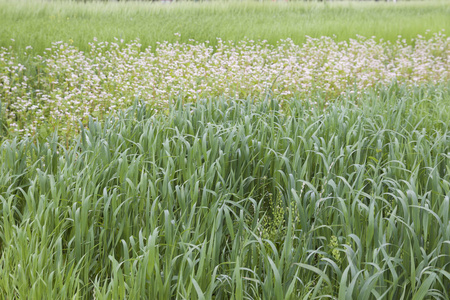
[{"left": 1, "top": 0, "right": 450, "bottom": 60}]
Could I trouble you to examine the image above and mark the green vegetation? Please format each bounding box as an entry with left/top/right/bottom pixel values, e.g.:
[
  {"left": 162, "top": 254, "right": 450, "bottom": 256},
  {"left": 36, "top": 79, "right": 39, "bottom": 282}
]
[
  {"left": 1, "top": 85, "right": 450, "bottom": 298},
  {"left": 1, "top": 0, "right": 450, "bottom": 59},
  {"left": 1, "top": 0, "right": 450, "bottom": 297},
  {"left": 1, "top": 33, "right": 449, "bottom": 140}
]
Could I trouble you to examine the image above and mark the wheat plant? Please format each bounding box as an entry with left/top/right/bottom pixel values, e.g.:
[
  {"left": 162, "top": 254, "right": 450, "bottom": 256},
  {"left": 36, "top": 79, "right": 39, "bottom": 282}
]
[{"left": 0, "top": 84, "right": 449, "bottom": 299}]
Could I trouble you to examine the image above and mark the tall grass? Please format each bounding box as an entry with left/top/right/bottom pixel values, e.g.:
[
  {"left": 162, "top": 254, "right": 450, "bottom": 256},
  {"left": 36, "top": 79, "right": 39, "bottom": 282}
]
[
  {"left": 0, "top": 100, "right": 5, "bottom": 140},
  {"left": 1, "top": 84, "right": 449, "bottom": 298},
  {"left": 1, "top": 0, "right": 449, "bottom": 59}
]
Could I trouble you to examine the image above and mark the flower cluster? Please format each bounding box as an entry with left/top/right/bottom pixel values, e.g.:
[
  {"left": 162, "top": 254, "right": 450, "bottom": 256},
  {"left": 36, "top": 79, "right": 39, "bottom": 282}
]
[{"left": 1, "top": 32, "right": 449, "bottom": 136}]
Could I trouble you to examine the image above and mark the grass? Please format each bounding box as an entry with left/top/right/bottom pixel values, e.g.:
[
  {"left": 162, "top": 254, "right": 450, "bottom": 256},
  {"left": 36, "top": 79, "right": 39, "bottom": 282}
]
[
  {"left": 0, "top": 84, "right": 450, "bottom": 298},
  {"left": 1, "top": 0, "right": 450, "bottom": 59},
  {"left": 1, "top": 0, "right": 450, "bottom": 297}
]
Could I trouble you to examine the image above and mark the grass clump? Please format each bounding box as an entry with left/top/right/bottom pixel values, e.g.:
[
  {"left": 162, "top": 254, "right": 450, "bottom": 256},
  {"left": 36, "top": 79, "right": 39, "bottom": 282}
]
[
  {"left": 0, "top": 100, "right": 6, "bottom": 140},
  {"left": 0, "top": 85, "right": 449, "bottom": 298}
]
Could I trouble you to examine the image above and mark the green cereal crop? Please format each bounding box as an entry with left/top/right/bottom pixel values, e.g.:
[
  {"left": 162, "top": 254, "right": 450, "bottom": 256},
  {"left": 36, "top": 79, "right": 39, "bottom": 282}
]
[{"left": 0, "top": 86, "right": 449, "bottom": 298}]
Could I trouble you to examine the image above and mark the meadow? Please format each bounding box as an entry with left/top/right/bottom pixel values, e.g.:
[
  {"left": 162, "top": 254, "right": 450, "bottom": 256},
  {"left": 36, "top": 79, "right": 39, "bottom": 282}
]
[
  {"left": 1, "top": 33, "right": 449, "bottom": 138},
  {"left": 1, "top": 0, "right": 450, "bottom": 299},
  {"left": 1, "top": 0, "right": 450, "bottom": 58}
]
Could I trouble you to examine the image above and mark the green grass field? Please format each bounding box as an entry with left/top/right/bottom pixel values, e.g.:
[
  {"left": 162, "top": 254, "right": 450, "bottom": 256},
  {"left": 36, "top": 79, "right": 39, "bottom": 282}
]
[
  {"left": 1, "top": 86, "right": 450, "bottom": 298},
  {"left": 1, "top": 0, "right": 450, "bottom": 299},
  {"left": 1, "top": 0, "right": 450, "bottom": 58}
]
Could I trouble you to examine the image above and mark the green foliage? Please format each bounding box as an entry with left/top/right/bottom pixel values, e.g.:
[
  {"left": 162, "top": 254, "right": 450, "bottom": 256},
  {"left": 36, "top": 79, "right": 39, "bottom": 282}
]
[
  {"left": 1, "top": 0, "right": 449, "bottom": 59},
  {"left": 0, "top": 100, "right": 6, "bottom": 141},
  {"left": 0, "top": 85, "right": 449, "bottom": 298}
]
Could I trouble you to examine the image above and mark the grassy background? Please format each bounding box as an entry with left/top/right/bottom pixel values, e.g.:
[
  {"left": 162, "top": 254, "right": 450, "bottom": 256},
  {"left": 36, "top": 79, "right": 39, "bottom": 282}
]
[{"left": 1, "top": 0, "right": 450, "bottom": 58}]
